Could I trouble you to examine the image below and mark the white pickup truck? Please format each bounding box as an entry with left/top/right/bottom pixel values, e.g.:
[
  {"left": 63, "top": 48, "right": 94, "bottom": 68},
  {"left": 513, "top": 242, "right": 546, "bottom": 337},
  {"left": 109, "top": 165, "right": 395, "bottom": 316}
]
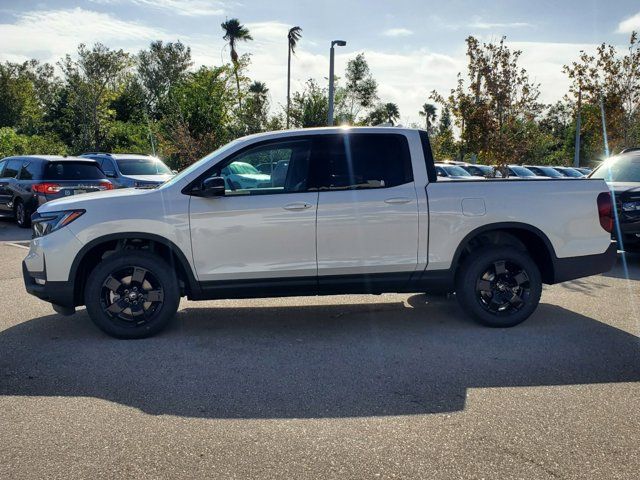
[{"left": 23, "top": 127, "right": 617, "bottom": 338}]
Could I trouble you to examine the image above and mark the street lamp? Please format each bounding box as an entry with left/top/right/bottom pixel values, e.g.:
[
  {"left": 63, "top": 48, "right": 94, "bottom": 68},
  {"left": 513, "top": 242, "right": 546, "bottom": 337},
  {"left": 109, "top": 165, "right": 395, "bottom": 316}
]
[{"left": 327, "top": 39, "right": 347, "bottom": 126}]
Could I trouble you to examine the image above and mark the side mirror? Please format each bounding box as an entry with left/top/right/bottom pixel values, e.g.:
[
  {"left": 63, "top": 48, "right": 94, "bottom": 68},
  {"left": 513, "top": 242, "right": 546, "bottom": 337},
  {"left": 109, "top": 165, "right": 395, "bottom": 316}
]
[
  {"left": 172, "top": 170, "right": 178, "bottom": 175},
  {"left": 104, "top": 170, "right": 117, "bottom": 178},
  {"left": 196, "top": 176, "right": 226, "bottom": 197}
]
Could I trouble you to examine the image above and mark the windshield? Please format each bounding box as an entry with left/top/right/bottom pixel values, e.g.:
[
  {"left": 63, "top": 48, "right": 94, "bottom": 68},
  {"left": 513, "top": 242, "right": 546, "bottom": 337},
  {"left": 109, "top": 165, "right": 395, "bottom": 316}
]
[
  {"left": 158, "top": 138, "right": 244, "bottom": 190},
  {"left": 556, "top": 167, "right": 583, "bottom": 178},
  {"left": 443, "top": 165, "right": 471, "bottom": 176},
  {"left": 590, "top": 155, "right": 640, "bottom": 182},
  {"left": 509, "top": 166, "right": 535, "bottom": 177},
  {"left": 536, "top": 166, "right": 563, "bottom": 178},
  {"left": 116, "top": 158, "right": 172, "bottom": 176}
]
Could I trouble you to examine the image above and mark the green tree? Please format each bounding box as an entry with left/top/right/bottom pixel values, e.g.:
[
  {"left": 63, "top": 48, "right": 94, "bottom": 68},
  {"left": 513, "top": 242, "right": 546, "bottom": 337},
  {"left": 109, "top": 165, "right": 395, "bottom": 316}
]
[
  {"left": 0, "top": 127, "right": 67, "bottom": 158},
  {"left": 286, "top": 26, "right": 302, "bottom": 129},
  {"left": 289, "top": 79, "right": 329, "bottom": 128},
  {"left": 241, "top": 81, "right": 271, "bottom": 134},
  {"left": 365, "top": 102, "right": 400, "bottom": 125},
  {"left": 336, "top": 53, "right": 378, "bottom": 124},
  {"left": 431, "top": 36, "right": 542, "bottom": 166},
  {"left": 221, "top": 19, "right": 253, "bottom": 108},
  {"left": 418, "top": 102, "right": 437, "bottom": 132},
  {"left": 58, "top": 43, "right": 132, "bottom": 152},
  {"left": 160, "top": 65, "right": 235, "bottom": 168},
  {"left": 137, "top": 40, "right": 192, "bottom": 119}
]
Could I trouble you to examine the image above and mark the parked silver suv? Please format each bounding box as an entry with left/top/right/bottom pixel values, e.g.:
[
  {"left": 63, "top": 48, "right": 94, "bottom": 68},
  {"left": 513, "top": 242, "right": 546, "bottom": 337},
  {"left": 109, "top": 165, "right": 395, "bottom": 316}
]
[{"left": 80, "top": 153, "right": 174, "bottom": 188}]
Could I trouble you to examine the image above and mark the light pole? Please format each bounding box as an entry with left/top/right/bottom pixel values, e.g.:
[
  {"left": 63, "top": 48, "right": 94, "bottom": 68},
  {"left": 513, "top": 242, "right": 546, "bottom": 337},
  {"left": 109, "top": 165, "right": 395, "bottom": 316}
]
[{"left": 327, "top": 39, "right": 346, "bottom": 126}]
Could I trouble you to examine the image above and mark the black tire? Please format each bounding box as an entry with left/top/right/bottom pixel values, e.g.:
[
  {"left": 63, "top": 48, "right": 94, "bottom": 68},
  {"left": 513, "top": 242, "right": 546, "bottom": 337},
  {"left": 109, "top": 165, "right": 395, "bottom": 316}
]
[
  {"left": 15, "top": 200, "right": 31, "bottom": 228},
  {"left": 84, "top": 251, "right": 180, "bottom": 339},
  {"left": 455, "top": 246, "right": 542, "bottom": 328}
]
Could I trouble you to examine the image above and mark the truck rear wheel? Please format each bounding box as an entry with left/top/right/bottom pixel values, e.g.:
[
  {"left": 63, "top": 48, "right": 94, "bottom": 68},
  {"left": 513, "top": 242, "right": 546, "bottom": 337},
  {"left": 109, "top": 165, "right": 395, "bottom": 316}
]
[
  {"left": 455, "top": 246, "right": 542, "bottom": 328},
  {"left": 84, "top": 251, "right": 180, "bottom": 339}
]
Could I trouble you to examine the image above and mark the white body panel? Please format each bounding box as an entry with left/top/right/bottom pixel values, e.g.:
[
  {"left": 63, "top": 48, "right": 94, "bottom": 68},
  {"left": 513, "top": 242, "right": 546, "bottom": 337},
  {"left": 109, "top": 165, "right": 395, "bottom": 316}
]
[
  {"left": 316, "top": 183, "right": 419, "bottom": 275},
  {"left": 425, "top": 179, "right": 611, "bottom": 270},
  {"left": 189, "top": 192, "right": 318, "bottom": 281}
]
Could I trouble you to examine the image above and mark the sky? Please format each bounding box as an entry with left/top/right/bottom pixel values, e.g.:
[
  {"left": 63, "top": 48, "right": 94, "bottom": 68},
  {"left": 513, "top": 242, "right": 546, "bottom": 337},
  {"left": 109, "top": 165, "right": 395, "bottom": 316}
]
[{"left": 0, "top": 0, "right": 639, "bottom": 125}]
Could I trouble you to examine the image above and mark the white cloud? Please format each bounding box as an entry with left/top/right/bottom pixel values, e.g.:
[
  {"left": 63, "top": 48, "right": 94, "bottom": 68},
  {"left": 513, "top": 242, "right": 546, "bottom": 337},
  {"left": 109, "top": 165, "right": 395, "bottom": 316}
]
[
  {"left": 616, "top": 11, "right": 640, "bottom": 34},
  {"left": 90, "top": 0, "right": 226, "bottom": 16},
  {"left": 382, "top": 28, "right": 414, "bottom": 37},
  {"left": 468, "top": 19, "right": 533, "bottom": 30},
  {"left": 0, "top": 8, "right": 166, "bottom": 63}
]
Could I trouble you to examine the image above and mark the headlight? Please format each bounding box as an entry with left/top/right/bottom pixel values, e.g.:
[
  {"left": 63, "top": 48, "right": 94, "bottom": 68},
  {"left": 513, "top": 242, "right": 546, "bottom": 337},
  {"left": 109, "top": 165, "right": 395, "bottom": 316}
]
[
  {"left": 32, "top": 210, "right": 85, "bottom": 238},
  {"left": 621, "top": 201, "right": 640, "bottom": 212}
]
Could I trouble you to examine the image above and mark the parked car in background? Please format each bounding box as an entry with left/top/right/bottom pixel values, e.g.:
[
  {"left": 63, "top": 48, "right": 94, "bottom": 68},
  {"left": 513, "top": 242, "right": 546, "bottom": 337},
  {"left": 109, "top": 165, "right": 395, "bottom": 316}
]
[
  {"left": 460, "top": 164, "right": 501, "bottom": 178},
  {"left": 0, "top": 156, "right": 113, "bottom": 228},
  {"left": 589, "top": 148, "right": 640, "bottom": 252},
  {"left": 553, "top": 166, "right": 585, "bottom": 178},
  {"left": 575, "top": 167, "right": 592, "bottom": 176},
  {"left": 221, "top": 161, "right": 272, "bottom": 190},
  {"left": 435, "top": 163, "right": 485, "bottom": 180},
  {"left": 506, "top": 165, "right": 542, "bottom": 179},
  {"left": 524, "top": 165, "right": 565, "bottom": 178},
  {"left": 80, "top": 153, "right": 174, "bottom": 188}
]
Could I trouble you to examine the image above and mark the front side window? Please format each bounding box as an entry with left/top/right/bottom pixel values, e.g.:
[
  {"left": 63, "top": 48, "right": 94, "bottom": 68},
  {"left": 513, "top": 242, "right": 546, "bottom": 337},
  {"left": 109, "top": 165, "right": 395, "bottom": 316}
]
[
  {"left": 210, "top": 139, "right": 312, "bottom": 195},
  {"left": 315, "top": 134, "right": 413, "bottom": 190}
]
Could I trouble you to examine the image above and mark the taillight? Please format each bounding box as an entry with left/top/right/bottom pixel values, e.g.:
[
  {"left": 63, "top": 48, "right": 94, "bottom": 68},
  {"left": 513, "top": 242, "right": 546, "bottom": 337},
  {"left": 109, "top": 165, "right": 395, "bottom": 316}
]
[
  {"left": 31, "top": 183, "right": 62, "bottom": 194},
  {"left": 100, "top": 180, "right": 114, "bottom": 190},
  {"left": 597, "top": 191, "right": 613, "bottom": 233}
]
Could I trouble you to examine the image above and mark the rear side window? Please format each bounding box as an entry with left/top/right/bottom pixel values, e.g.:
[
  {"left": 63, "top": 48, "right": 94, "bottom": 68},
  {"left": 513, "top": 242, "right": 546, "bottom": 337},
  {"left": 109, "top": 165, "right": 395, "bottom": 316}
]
[
  {"left": 18, "top": 161, "right": 42, "bottom": 180},
  {"left": 313, "top": 134, "right": 413, "bottom": 190},
  {"left": 0, "top": 160, "right": 5, "bottom": 177},
  {"left": 2, "top": 159, "right": 21, "bottom": 178},
  {"left": 44, "top": 162, "right": 107, "bottom": 180}
]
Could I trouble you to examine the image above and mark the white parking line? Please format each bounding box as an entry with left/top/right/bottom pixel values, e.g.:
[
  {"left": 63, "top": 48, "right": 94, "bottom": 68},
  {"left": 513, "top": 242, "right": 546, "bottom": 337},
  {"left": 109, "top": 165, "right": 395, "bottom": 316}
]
[{"left": 3, "top": 241, "right": 30, "bottom": 250}]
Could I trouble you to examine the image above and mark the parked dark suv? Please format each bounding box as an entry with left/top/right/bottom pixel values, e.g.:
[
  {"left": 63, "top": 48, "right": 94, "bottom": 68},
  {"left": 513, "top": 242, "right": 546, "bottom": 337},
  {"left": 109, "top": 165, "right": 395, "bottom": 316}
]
[
  {"left": 0, "top": 155, "right": 113, "bottom": 228},
  {"left": 590, "top": 148, "right": 640, "bottom": 252}
]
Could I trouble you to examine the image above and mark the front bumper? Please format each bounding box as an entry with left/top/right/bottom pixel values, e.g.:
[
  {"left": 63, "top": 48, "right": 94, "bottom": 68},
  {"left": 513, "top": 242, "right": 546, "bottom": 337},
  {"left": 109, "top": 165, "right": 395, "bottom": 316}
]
[
  {"left": 552, "top": 242, "right": 618, "bottom": 283},
  {"left": 23, "top": 261, "right": 75, "bottom": 308}
]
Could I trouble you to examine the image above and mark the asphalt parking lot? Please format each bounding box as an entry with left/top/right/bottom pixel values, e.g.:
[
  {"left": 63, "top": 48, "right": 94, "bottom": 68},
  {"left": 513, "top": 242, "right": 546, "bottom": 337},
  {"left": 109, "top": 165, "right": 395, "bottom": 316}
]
[{"left": 1, "top": 218, "right": 639, "bottom": 479}]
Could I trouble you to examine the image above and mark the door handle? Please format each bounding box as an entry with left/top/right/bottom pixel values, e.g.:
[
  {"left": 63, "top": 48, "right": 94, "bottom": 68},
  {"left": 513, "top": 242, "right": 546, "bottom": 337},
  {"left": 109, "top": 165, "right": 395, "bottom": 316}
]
[
  {"left": 283, "top": 202, "right": 313, "bottom": 211},
  {"left": 384, "top": 197, "right": 412, "bottom": 205}
]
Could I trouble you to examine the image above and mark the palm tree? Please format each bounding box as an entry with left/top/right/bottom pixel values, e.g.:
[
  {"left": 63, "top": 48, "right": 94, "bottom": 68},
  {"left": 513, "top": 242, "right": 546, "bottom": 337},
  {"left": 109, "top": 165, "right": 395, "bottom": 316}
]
[
  {"left": 419, "top": 102, "right": 437, "bottom": 131},
  {"left": 383, "top": 102, "right": 400, "bottom": 125},
  {"left": 286, "top": 26, "right": 302, "bottom": 129},
  {"left": 249, "top": 81, "right": 269, "bottom": 107},
  {"left": 221, "top": 18, "right": 253, "bottom": 107}
]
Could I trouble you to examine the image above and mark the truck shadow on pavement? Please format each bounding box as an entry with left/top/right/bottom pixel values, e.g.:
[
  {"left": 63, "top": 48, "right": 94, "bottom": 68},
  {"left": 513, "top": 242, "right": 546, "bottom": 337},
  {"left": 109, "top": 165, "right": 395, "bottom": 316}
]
[{"left": 1, "top": 297, "right": 639, "bottom": 418}]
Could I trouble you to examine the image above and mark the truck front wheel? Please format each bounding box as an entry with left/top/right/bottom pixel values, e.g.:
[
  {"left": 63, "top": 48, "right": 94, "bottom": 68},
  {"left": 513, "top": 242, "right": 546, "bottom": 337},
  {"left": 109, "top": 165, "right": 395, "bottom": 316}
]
[
  {"left": 84, "top": 251, "right": 180, "bottom": 339},
  {"left": 455, "top": 246, "right": 542, "bottom": 328}
]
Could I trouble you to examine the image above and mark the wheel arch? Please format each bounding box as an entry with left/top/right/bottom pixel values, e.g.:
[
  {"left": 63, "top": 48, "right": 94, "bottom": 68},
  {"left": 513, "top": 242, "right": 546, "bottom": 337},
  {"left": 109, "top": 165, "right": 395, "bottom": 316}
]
[
  {"left": 70, "top": 232, "right": 200, "bottom": 306},
  {"left": 451, "top": 222, "right": 557, "bottom": 284}
]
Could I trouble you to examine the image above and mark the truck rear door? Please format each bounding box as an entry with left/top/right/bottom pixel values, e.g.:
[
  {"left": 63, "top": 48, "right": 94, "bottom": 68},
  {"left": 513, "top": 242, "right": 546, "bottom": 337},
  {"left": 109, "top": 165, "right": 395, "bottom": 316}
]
[{"left": 314, "top": 132, "right": 419, "bottom": 290}]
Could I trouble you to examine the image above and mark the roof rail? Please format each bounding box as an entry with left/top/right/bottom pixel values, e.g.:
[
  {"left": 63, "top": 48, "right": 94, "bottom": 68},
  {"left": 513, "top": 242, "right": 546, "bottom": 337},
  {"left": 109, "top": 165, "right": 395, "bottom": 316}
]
[
  {"left": 620, "top": 147, "right": 640, "bottom": 154},
  {"left": 81, "top": 152, "right": 113, "bottom": 156}
]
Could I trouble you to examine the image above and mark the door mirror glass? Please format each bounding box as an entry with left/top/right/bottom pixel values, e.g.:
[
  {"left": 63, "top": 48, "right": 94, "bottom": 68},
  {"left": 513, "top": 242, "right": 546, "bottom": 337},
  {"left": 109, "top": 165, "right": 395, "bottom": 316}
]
[
  {"left": 199, "top": 176, "right": 226, "bottom": 197},
  {"left": 104, "top": 170, "right": 117, "bottom": 178}
]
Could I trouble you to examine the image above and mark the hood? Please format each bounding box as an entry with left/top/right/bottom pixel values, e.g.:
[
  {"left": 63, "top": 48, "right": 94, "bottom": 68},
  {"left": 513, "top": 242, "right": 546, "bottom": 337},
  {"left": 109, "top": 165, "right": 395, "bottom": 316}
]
[
  {"left": 38, "top": 187, "right": 152, "bottom": 213},
  {"left": 125, "top": 174, "right": 173, "bottom": 183}
]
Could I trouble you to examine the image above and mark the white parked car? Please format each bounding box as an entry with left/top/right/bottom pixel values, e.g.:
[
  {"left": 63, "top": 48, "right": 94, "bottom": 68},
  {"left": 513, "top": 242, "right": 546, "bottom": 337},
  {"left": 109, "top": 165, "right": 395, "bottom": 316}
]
[{"left": 23, "top": 127, "right": 616, "bottom": 338}]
